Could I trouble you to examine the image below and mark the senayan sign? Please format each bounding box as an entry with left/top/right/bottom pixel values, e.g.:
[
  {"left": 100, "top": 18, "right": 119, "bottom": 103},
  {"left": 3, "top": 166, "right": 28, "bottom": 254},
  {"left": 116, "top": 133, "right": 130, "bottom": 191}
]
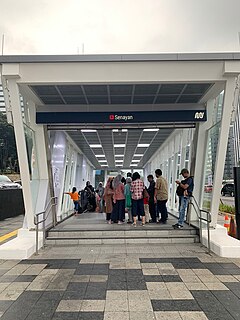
[{"left": 36, "top": 110, "right": 206, "bottom": 124}]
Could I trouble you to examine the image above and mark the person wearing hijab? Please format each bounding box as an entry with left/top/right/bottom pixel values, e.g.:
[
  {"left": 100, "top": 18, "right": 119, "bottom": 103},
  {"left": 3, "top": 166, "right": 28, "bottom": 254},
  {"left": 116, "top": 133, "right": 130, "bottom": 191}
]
[
  {"left": 103, "top": 177, "right": 114, "bottom": 221},
  {"left": 124, "top": 177, "right": 133, "bottom": 223},
  {"left": 109, "top": 174, "right": 125, "bottom": 224}
]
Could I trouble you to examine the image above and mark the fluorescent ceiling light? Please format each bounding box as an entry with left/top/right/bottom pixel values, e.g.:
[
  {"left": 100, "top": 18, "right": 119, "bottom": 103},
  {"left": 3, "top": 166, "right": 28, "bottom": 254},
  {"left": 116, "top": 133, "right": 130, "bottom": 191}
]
[
  {"left": 115, "top": 154, "right": 124, "bottom": 157},
  {"left": 137, "top": 144, "right": 150, "bottom": 147},
  {"left": 99, "top": 160, "right": 107, "bottom": 163},
  {"left": 90, "top": 144, "right": 102, "bottom": 148},
  {"left": 132, "top": 160, "right": 140, "bottom": 163},
  {"left": 143, "top": 128, "right": 159, "bottom": 132},
  {"left": 112, "top": 129, "right": 128, "bottom": 132},
  {"left": 81, "top": 129, "right": 97, "bottom": 133},
  {"left": 134, "top": 154, "right": 144, "bottom": 157},
  {"left": 95, "top": 155, "right": 105, "bottom": 157},
  {"left": 101, "top": 164, "right": 108, "bottom": 167},
  {"left": 114, "top": 144, "right": 126, "bottom": 148},
  {"left": 115, "top": 160, "right": 123, "bottom": 163},
  {"left": 116, "top": 164, "right": 123, "bottom": 167},
  {"left": 130, "top": 164, "right": 138, "bottom": 167}
]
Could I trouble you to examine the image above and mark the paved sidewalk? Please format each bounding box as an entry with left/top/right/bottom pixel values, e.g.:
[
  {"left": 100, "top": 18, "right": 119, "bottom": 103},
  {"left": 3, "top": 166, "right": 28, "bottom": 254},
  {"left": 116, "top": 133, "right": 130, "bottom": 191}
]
[
  {"left": 0, "top": 215, "right": 24, "bottom": 245},
  {"left": 0, "top": 243, "right": 239, "bottom": 319}
]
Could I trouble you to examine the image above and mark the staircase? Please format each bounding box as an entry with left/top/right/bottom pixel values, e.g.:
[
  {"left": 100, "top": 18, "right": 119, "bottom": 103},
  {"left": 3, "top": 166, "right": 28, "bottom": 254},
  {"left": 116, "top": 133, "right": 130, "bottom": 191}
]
[{"left": 46, "top": 221, "right": 199, "bottom": 246}]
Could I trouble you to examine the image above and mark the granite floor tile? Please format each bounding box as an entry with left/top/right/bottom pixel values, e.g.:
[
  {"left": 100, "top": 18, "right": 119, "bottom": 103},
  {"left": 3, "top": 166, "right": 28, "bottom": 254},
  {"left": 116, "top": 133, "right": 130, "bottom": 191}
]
[
  {"left": 144, "top": 275, "right": 163, "bottom": 282},
  {"left": 151, "top": 299, "right": 201, "bottom": 312},
  {"left": 78, "top": 312, "right": 104, "bottom": 320},
  {"left": 216, "top": 275, "right": 238, "bottom": 282},
  {"left": 14, "top": 275, "right": 37, "bottom": 282},
  {"left": 179, "top": 311, "right": 208, "bottom": 320},
  {"left": 161, "top": 275, "right": 182, "bottom": 282},
  {"left": 3, "top": 251, "right": 240, "bottom": 319},
  {"left": 52, "top": 311, "right": 79, "bottom": 320},
  {"left": 154, "top": 311, "right": 182, "bottom": 320},
  {"left": 66, "top": 282, "right": 88, "bottom": 292},
  {"left": 0, "top": 291, "right": 42, "bottom": 320},
  {"left": 211, "top": 290, "right": 240, "bottom": 320},
  {"left": 106, "top": 290, "right": 128, "bottom": 300},
  {"left": 105, "top": 299, "right": 128, "bottom": 312},
  {"left": 81, "top": 300, "right": 105, "bottom": 312},
  {"left": 57, "top": 300, "right": 82, "bottom": 312},
  {"left": 104, "top": 311, "right": 130, "bottom": 320},
  {"left": 129, "top": 311, "right": 155, "bottom": 320},
  {"left": 107, "top": 282, "right": 127, "bottom": 290}
]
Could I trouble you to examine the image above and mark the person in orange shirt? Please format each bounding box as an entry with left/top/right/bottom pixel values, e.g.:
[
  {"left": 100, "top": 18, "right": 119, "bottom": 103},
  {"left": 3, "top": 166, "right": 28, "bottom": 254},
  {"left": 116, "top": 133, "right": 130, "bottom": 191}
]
[{"left": 64, "top": 187, "right": 80, "bottom": 215}]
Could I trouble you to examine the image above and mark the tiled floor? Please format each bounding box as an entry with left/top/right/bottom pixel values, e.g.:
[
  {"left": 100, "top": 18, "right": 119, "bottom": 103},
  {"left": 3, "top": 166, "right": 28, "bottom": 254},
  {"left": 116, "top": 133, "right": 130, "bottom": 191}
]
[
  {"left": 0, "top": 243, "right": 240, "bottom": 319},
  {"left": 0, "top": 215, "right": 23, "bottom": 237},
  {"left": 0, "top": 215, "right": 24, "bottom": 245}
]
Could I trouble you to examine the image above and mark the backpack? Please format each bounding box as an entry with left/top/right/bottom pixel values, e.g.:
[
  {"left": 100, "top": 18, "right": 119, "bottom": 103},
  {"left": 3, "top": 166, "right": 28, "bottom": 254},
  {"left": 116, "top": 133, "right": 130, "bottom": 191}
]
[
  {"left": 176, "top": 176, "right": 194, "bottom": 196},
  {"left": 176, "top": 185, "right": 184, "bottom": 196}
]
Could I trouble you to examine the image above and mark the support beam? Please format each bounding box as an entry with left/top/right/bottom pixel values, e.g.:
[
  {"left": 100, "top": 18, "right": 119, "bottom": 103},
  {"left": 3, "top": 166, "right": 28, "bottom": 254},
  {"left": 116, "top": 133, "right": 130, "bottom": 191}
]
[
  {"left": 6, "top": 79, "right": 34, "bottom": 229},
  {"left": 211, "top": 77, "right": 236, "bottom": 227},
  {"left": 193, "top": 99, "right": 215, "bottom": 213}
]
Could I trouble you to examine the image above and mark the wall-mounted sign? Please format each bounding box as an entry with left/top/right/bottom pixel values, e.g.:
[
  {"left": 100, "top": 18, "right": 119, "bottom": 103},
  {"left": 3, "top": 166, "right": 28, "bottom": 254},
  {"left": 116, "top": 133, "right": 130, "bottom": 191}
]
[{"left": 36, "top": 110, "right": 206, "bottom": 124}]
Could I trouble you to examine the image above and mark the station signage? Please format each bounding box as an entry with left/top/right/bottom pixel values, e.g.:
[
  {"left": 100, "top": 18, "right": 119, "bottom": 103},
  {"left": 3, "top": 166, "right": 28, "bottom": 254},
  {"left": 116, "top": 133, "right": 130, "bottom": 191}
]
[{"left": 36, "top": 110, "right": 206, "bottom": 124}]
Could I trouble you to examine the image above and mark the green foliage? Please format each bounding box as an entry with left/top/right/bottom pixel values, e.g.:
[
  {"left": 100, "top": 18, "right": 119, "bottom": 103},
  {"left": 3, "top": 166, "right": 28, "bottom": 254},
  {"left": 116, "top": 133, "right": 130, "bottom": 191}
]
[
  {"left": 0, "top": 113, "right": 18, "bottom": 172},
  {"left": 219, "top": 203, "right": 235, "bottom": 214},
  {"left": 203, "top": 200, "right": 211, "bottom": 210}
]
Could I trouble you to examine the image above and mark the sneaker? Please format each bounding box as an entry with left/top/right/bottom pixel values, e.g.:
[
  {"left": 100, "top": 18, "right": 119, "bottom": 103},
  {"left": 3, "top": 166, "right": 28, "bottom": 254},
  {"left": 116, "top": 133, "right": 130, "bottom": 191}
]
[
  {"left": 173, "top": 223, "right": 183, "bottom": 229},
  {"left": 132, "top": 223, "right": 137, "bottom": 227},
  {"left": 108, "top": 220, "right": 112, "bottom": 225},
  {"left": 118, "top": 221, "right": 124, "bottom": 225},
  {"left": 141, "top": 223, "right": 145, "bottom": 227}
]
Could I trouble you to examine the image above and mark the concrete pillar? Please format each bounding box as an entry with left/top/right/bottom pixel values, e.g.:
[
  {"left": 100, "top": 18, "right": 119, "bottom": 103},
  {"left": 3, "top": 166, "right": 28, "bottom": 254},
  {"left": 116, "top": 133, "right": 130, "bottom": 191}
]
[
  {"left": 193, "top": 99, "right": 215, "bottom": 208},
  {"left": 211, "top": 77, "right": 236, "bottom": 227},
  {"left": 6, "top": 79, "right": 35, "bottom": 229}
]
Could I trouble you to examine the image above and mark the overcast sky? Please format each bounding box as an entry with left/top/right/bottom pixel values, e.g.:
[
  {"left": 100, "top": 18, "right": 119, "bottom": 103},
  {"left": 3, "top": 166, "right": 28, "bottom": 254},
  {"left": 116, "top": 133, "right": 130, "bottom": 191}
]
[{"left": 0, "top": 0, "right": 240, "bottom": 55}]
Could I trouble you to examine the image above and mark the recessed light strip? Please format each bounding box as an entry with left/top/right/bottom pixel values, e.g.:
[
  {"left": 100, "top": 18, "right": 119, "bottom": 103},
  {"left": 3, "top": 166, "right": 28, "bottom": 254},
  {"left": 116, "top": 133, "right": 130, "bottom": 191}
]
[
  {"left": 90, "top": 144, "right": 102, "bottom": 148},
  {"left": 114, "top": 144, "right": 126, "bottom": 148}
]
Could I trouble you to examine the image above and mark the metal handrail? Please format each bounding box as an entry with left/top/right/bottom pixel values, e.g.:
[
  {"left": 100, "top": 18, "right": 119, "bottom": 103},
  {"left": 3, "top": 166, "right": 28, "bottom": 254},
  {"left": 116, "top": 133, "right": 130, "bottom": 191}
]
[
  {"left": 189, "top": 196, "right": 211, "bottom": 254},
  {"left": 34, "top": 197, "right": 57, "bottom": 255}
]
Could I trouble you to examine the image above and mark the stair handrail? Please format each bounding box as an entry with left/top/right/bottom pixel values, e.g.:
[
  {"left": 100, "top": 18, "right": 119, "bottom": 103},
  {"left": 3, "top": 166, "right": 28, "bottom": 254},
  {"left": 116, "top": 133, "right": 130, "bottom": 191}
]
[
  {"left": 189, "top": 196, "right": 211, "bottom": 254},
  {"left": 34, "top": 196, "right": 57, "bottom": 255}
]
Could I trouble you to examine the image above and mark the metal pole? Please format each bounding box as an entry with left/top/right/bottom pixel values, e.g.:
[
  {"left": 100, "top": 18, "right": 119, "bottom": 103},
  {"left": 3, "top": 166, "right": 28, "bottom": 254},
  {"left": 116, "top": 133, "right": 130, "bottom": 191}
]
[
  {"left": 35, "top": 218, "right": 39, "bottom": 255},
  {"left": 207, "top": 212, "right": 211, "bottom": 254},
  {"left": 43, "top": 213, "right": 46, "bottom": 248},
  {"left": 199, "top": 210, "right": 203, "bottom": 245}
]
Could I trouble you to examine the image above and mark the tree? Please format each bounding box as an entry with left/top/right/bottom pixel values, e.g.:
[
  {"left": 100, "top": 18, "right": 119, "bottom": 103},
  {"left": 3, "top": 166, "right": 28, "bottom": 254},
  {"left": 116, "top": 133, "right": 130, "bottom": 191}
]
[{"left": 0, "top": 113, "right": 18, "bottom": 173}]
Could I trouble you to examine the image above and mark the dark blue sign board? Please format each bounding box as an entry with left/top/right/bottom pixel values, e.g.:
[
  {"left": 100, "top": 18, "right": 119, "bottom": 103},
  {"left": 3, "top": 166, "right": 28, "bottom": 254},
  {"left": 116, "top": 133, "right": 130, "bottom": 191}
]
[{"left": 36, "top": 110, "right": 206, "bottom": 124}]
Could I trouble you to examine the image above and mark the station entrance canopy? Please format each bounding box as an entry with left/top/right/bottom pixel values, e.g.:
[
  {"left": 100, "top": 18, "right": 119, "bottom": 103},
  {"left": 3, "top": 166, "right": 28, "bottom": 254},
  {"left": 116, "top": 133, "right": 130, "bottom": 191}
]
[
  {"left": 1, "top": 52, "right": 239, "bottom": 170},
  {"left": 33, "top": 82, "right": 209, "bottom": 126}
]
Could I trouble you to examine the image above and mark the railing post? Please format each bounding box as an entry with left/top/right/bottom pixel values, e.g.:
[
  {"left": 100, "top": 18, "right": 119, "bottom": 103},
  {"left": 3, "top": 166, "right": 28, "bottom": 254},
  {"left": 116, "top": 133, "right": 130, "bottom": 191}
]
[
  {"left": 43, "top": 212, "right": 46, "bottom": 248},
  {"left": 35, "top": 216, "right": 39, "bottom": 255},
  {"left": 199, "top": 210, "right": 203, "bottom": 245},
  {"left": 207, "top": 212, "right": 211, "bottom": 254},
  {"left": 53, "top": 197, "right": 57, "bottom": 227}
]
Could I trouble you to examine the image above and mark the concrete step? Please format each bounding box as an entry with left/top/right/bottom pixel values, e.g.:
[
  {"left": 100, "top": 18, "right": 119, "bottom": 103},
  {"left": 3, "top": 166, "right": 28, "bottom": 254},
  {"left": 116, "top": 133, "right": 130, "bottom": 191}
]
[
  {"left": 47, "top": 229, "right": 198, "bottom": 239},
  {"left": 46, "top": 228, "right": 199, "bottom": 245},
  {"left": 46, "top": 235, "right": 199, "bottom": 245}
]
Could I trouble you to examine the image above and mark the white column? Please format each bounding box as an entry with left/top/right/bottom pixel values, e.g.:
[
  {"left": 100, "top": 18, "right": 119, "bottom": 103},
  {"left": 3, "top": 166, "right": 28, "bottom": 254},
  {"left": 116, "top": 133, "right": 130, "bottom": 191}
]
[
  {"left": 193, "top": 99, "right": 215, "bottom": 209},
  {"left": 211, "top": 77, "right": 236, "bottom": 227},
  {"left": 28, "top": 101, "right": 49, "bottom": 180},
  {"left": 7, "top": 79, "right": 35, "bottom": 229}
]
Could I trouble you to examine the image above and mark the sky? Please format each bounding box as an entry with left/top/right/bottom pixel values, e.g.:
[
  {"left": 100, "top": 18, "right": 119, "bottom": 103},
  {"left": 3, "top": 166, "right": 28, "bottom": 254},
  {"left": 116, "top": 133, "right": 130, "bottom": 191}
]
[{"left": 0, "top": 0, "right": 240, "bottom": 55}]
